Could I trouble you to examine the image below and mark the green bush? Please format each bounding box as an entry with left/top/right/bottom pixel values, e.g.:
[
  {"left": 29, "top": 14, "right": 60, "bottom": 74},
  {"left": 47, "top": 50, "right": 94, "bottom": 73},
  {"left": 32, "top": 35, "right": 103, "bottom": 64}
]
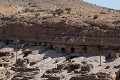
[
  {"left": 50, "top": 10, "right": 57, "bottom": 16},
  {"left": 79, "top": 14, "right": 82, "bottom": 16},
  {"left": 22, "top": 8, "right": 30, "bottom": 13},
  {"left": 65, "top": 8, "right": 71, "bottom": 14},
  {"left": 93, "top": 15, "right": 98, "bottom": 19},
  {"left": 35, "top": 13, "right": 40, "bottom": 17},
  {"left": 55, "top": 9, "right": 64, "bottom": 16},
  {"left": 100, "top": 11, "right": 106, "bottom": 14},
  {"left": 18, "top": 11, "right": 21, "bottom": 14}
]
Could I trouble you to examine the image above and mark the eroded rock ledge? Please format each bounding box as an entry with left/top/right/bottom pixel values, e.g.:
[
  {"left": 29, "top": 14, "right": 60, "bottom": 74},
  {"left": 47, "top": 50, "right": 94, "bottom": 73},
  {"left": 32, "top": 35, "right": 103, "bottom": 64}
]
[{"left": 0, "top": 16, "right": 120, "bottom": 46}]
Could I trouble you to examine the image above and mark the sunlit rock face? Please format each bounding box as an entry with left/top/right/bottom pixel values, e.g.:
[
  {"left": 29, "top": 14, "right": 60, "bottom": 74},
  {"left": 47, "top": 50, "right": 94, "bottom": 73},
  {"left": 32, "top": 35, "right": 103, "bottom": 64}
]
[{"left": 0, "top": 17, "right": 119, "bottom": 46}]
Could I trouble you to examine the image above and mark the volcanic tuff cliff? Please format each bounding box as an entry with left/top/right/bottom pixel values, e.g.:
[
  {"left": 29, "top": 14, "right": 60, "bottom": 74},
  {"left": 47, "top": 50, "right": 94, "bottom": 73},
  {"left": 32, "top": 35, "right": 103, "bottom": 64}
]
[{"left": 0, "top": 0, "right": 120, "bottom": 46}]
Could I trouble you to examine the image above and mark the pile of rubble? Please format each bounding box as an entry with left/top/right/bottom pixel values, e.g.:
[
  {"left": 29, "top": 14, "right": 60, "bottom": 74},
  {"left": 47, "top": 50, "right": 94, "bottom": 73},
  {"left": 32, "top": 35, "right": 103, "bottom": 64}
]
[
  {"left": 0, "top": 41, "right": 120, "bottom": 80},
  {"left": 70, "top": 72, "right": 114, "bottom": 80},
  {"left": 42, "top": 64, "right": 68, "bottom": 80},
  {"left": 11, "top": 58, "right": 40, "bottom": 80}
]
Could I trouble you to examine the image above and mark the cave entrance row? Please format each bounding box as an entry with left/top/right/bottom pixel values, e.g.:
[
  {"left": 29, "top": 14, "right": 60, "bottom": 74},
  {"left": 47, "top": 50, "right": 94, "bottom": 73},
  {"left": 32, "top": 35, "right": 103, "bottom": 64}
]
[
  {"left": 60, "top": 46, "right": 87, "bottom": 53},
  {"left": 7, "top": 40, "right": 120, "bottom": 53},
  {"left": 61, "top": 47, "right": 75, "bottom": 53}
]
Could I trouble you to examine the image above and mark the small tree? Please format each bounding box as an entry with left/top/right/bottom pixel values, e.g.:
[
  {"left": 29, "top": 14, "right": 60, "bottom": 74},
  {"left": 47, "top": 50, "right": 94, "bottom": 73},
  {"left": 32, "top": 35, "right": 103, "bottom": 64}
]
[
  {"left": 50, "top": 10, "right": 57, "bottom": 16},
  {"left": 55, "top": 9, "right": 64, "bottom": 16},
  {"left": 65, "top": 8, "right": 71, "bottom": 14}
]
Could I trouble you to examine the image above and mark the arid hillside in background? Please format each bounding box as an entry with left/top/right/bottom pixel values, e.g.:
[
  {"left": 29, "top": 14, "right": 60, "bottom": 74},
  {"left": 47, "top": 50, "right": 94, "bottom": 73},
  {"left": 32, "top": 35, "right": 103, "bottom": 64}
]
[
  {"left": 0, "top": 0, "right": 120, "bottom": 44},
  {"left": 0, "top": 0, "right": 120, "bottom": 28}
]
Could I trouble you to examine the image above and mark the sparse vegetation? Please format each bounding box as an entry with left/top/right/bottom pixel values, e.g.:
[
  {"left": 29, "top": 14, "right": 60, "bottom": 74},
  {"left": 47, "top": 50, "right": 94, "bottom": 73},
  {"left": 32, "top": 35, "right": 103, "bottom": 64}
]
[
  {"left": 116, "top": 10, "right": 120, "bottom": 13},
  {"left": 0, "top": 1, "right": 120, "bottom": 80},
  {"left": 55, "top": 9, "right": 64, "bottom": 16},
  {"left": 93, "top": 15, "right": 98, "bottom": 19},
  {"left": 22, "top": 8, "right": 34, "bottom": 13},
  {"left": 18, "top": 11, "right": 21, "bottom": 14},
  {"left": 100, "top": 11, "right": 106, "bottom": 14},
  {"left": 22, "top": 8, "right": 30, "bottom": 13},
  {"left": 35, "top": 13, "right": 40, "bottom": 17},
  {"left": 65, "top": 8, "right": 71, "bottom": 14},
  {"left": 79, "top": 14, "right": 82, "bottom": 16},
  {"left": 50, "top": 9, "right": 64, "bottom": 16},
  {"left": 50, "top": 10, "right": 57, "bottom": 16}
]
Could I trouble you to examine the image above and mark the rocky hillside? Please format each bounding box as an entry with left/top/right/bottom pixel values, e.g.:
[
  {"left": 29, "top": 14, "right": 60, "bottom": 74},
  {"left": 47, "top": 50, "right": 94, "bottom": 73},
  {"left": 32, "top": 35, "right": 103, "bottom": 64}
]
[
  {"left": 0, "top": 0, "right": 111, "bottom": 14},
  {"left": 0, "top": 0, "right": 120, "bottom": 27},
  {"left": 0, "top": 0, "right": 120, "bottom": 46}
]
